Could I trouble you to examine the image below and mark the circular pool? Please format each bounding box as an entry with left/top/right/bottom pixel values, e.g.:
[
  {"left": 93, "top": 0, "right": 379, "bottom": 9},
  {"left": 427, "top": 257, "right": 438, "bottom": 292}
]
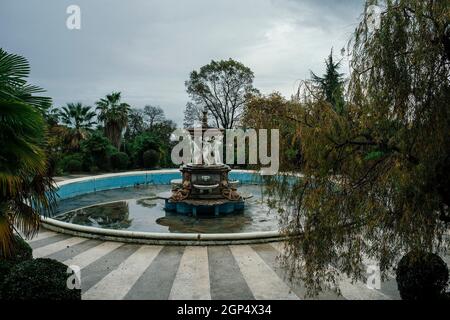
[{"left": 43, "top": 170, "right": 285, "bottom": 245}]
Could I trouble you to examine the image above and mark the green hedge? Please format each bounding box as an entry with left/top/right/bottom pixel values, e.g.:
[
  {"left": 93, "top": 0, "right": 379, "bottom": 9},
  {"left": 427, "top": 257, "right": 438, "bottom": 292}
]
[
  {"left": 143, "top": 149, "right": 160, "bottom": 168},
  {"left": 59, "top": 154, "right": 84, "bottom": 173},
  {"left": 1, "top": 258, "right": 81, "bottom": 300},
  {"left": 110, "top": 152, "right": 129, "bottom": 170},
  {"left": 0, "top": 235, "right": 33, "bottom": 285},
  {"left": 396, "top": 251, "right": 449, "bottom": 300}
]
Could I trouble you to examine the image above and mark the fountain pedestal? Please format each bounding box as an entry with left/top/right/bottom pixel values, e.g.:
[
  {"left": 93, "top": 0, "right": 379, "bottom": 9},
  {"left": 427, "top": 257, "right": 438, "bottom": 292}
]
[
  {"left": 161, "top": 163, "right": 250, "bottom": 216},
  {"left": 160, "top": 109, "right": 249, "bottom": 216}
]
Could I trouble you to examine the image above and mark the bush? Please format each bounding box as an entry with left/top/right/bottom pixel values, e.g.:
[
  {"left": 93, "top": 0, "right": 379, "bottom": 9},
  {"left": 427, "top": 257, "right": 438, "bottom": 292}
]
[
  {"left": 396, "top": 251, "right": 449, "bottom": 300},
  {"left": 110, "top": 152, "right": 129, "bottom": 170},
  {"left": 130, "top": 132, "right": 161, "bottom": 167},
  {"left": 9, "top": 235, "right": 32, "bottom": 263},
  {"left": 1, "top": 258, "right": 81, "bottom": 300},
  {"left": 81, "top": 132, "right": 116, "bottom": 171},
  {"left": 0, "top": 235, "right": 33, "bottom": 288},
  {"left": 143, "top": 149, "right": 160, "bottom": 168},
  {"left": 64, "top": 159, "right": 83, "bottom": 173},
  {"left": 59, "top": 154, "right": 83, "bottom": 173},
  {"left": 89, "top": 165, "right": 100, "bottom": 173}
]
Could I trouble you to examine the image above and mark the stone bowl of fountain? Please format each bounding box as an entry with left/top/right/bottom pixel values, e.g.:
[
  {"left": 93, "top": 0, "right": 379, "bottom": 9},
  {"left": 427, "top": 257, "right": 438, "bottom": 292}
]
[{"left": 158, "top": 163, "right": 252, "bottom": 216}]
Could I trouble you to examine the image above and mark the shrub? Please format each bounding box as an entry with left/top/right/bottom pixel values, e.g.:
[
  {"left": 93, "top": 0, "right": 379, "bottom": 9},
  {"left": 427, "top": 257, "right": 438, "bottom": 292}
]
[
  {"left": 8, "top": 235, "right": 32, "bottom": 263},
  {"left": 143, "top": 149, "right": 160, "bottom": 168},
  {"left": 110, "top": 152, "right": 129, "bottom": 170},
  {"left": 81, "top": 132, "right": 116, "bottom": 171},
  {"left": 89, "top": 165, "right": 100, "bottom": 173},
  {"left": 64, "top": 159, "right": 83, "bottom": 173},
  {"left": 59, "top": 154, "right": 83, "bottom": 173},
  {"left": 396, "top": 251, "right": 449, "bottom": 300},
  {"left": 1, "top": 258, "right": 81, "bottom": 300},
  {"left": 130, "top": 132, "right": 161, "bottom": 167},
  {"left": 0, "top": 235, "right": 33, "bottom": 289}
]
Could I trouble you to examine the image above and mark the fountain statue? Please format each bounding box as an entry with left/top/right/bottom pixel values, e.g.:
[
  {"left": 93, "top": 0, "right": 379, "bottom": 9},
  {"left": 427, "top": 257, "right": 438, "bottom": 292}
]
[{"left": 159, "top": 109, "right": 250, "bottom": 216}]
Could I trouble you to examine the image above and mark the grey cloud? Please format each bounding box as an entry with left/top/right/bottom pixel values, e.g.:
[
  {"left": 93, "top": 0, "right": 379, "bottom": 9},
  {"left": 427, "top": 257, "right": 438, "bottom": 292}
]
[{"left": 0, "top": 0, "right": 365, "bottom": 125}]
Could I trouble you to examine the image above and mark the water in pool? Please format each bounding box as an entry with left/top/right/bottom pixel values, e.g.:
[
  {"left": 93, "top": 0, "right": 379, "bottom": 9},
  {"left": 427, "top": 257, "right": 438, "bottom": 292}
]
[{"left": 53, "top": 185, "right": 279, "bottom": 233}]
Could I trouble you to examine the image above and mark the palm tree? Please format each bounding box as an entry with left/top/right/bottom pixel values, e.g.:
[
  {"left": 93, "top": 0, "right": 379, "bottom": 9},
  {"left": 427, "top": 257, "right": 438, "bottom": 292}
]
[
  {"left": 0, "top": 48, "right": 56, "bottom": 258},
  {"left": 59, "top": 102, "right": 96, "bottom": 150},
  {"left": 95, "top": 92, "right": 130, "bottom": 150}
]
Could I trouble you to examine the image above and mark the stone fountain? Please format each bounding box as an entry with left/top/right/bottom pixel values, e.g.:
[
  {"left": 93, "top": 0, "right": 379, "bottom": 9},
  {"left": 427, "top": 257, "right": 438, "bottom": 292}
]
[{"left": 160, "top": 110, "right": 251, "bottom": 216}]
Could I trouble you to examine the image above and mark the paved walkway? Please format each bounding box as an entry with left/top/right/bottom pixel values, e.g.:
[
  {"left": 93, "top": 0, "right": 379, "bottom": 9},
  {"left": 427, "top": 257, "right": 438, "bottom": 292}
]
[{"left": 28, "top": 229, "right": 403, "bottom": 300}]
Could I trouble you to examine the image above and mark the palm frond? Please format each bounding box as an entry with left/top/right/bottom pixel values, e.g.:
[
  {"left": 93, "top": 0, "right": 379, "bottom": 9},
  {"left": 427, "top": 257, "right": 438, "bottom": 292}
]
[
  {"left": 0, "top": 48, "right": 56, "bottom": 258},
  {"left": 0, "top": 48, "right": 29, "bottom": 88},
  {"left": 0, "top": 48, "right": 52, "bottom": 110},
  {"left": 0, "top": 205, "right": 14, "bottom": 258}
]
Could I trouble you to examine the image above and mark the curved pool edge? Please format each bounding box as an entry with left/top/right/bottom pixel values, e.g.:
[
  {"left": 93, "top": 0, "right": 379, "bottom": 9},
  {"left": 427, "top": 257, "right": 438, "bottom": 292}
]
[
  {"left": 44, "top": 170, "right": 291, "bottom": 245},
  {"left": 41, "top": 217, "right": 287, "bottom": 245}
]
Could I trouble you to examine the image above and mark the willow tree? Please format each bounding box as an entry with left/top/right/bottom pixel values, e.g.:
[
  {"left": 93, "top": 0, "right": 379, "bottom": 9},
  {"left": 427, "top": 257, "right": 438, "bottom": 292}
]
[
  {"left": 254, "top": 0, "right": 450, "bottom": 296},
  {"left": 243, "top": 92, "right": 303, "bottom": 169}
]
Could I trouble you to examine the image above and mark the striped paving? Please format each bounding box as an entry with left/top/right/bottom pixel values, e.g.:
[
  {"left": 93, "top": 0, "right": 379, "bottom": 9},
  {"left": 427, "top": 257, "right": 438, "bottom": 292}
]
[
  {"left": 169, "top": 246, "right": 211, "bottom": 300},
  {"left": 230, "top": 245, "right": 298, "bottom": 300},
  {"left": 25, "top": 229, "right": 416, "bottom": 300},
  {"left": 64, "top": 241, "right": 124, "bottom": 270},
  {"left": 27, "top": 231, "right": 58, "bottom": 243},
  {"left": 83, "top": 245, "right": 163, "bottom": 300},
  {"left": 33, "top": 237, "right": 88, "bottom": 258}
]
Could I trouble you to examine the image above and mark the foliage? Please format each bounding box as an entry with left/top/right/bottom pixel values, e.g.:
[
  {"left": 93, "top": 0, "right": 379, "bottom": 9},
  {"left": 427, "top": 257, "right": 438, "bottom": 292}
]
[
  {"left": 125, "top": 108, "right": 145, "bottom": 140},
  {"left": 59, "top": 154, "right": 84, "bottom": 173},
  {"left": 48, "top": 103, "right": 176, "bottom": 173},
  {"left": 151, "top": 120, "right": 177, "bottom": 167},
  {"left": 143, "top": 149, "right": 160, "bottom": 169},
  {"left": 1, "top": 258, "right": 81, "bottom": 300},
  {"left": 243, "top": 92, "right": 303, "bottom": 169},
  {"left": 59, "top": 102, "right": 96, "bottom": 129},
  {"left": 309, "top": 49, "right": 346, "bottom": 114},
  {"left": 396, "top": 251, "right": 449, "bottom": 300},
  {"left": 6, "top": 235, "right": 33, "bottom": 263},
  {"left": 0, "top": 48, "right": 56, "bottom": 258},
  {"left": 110, "top": 152, "right": 129, "bottom": 171},
  {"left": 183, "top": 102, "right": 205, "bottom": 128},
  {"left": 59, "top": 102, "right": 96, "bottom": 151},
  {"left": 129, "top": 132, "right": 162, "bottom": 167},
  {"left": 123, "top": 109, "right": 176, "bottom": 168},
  {"left": 144, "top": 105, "right": 165, "bottom": 129},
  {"left": 185, "top": 58, "right": 258, "bottom": 129},
  {"left": 44, "top": 107, "right": 60, "bottom": 127},
  {"left": 96, "top": 91, "right": 130, "bottom": 150},
  {"left": 0, "top": 235, "right": 32, "bottom": 285},
  {"left": 0, "top": 48, "right": 52, "bottom": 110},
  {"left": 246, "top": 0, "right": 450, "bottom": 296},
  {"left": 80, "top": 132, "right": 116, "bottom": 171}
]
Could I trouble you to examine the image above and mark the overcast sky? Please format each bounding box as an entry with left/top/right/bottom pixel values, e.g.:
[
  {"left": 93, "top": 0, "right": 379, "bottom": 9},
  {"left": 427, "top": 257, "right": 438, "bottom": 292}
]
[{"left": 0, "top": 0, "right": 364, "bottom": 125}]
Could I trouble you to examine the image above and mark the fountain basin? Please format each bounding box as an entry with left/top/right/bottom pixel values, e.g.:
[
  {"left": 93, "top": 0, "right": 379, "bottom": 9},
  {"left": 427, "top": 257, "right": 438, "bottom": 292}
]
[
  {"left": 158, "top": 191, "right": 252, "bottom": 215},
  {"left": 43, "top": 170, "right": 287, "bottom": 245}
]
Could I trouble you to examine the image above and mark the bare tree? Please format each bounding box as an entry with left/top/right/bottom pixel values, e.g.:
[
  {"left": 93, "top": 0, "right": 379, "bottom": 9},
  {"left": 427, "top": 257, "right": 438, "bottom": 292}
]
[
  {"left": 144, "top": 105, "right": 165, "bottom": 129},
  {"left": 183, "top": 102, "right": 215, "bottom": 128},
  {"left": 125, "top": 108, "right": 145, "bottom": 139}
]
